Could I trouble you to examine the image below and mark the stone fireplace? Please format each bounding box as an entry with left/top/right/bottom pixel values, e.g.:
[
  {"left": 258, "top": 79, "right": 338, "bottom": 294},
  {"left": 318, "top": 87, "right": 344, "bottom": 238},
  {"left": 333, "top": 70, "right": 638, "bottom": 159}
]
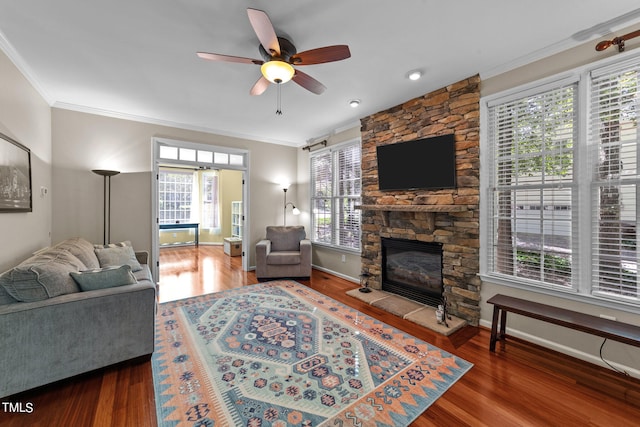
[{"left": 359, "top": 75, "right": 481, "bottom": 326}]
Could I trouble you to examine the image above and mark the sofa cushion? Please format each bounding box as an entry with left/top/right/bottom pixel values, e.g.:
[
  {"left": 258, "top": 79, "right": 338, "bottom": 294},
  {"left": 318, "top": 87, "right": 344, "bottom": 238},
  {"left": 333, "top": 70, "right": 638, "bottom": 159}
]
[
  {"left": 266, "top": 226, "right": 306, "bottom": 252},
  {"left": 0, "top": 250, "right": 84, "bottom": 302},
  {"left": 70, "top": 265, "right": 138, "bottom": 291},
  {"left": 133, "top": 265, "right": 153, "bottom": 283},
  {"left": 94, "top": 244, "right": 142, "bottom": 272},
  {"left": 54, "top": 237, "right": 100, "bottom": 269}
]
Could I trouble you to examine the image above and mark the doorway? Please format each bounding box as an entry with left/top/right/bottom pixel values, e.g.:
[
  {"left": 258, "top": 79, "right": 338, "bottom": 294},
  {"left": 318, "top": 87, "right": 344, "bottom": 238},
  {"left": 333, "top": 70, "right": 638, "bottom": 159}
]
[{"left": 151, "top": 137, "right": 249, "bottom": 282}]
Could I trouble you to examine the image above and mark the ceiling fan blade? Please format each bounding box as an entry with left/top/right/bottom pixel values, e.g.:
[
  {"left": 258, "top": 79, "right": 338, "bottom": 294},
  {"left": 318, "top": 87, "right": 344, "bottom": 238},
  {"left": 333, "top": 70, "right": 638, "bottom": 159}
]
[
  {"left": 292, "top": 70, "right": 326, "bottom": 95},
  {"left": 291, "top": 45, "right": 351, "bottom": 65},
  {"left": 247, "top": 8, "right": 280, "bottom": 56},
  {"left": 250, "top": 76, "right": 270, "bottom": 96},
  {"left": 197, "top": 52, "right": 263, "bottom": 65}
]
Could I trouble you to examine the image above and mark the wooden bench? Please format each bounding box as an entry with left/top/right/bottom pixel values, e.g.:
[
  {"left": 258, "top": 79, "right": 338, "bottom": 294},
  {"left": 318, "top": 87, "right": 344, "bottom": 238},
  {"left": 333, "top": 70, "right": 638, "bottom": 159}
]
[{"left": 487, "top": 294, "right": 640, "bottom": 352}]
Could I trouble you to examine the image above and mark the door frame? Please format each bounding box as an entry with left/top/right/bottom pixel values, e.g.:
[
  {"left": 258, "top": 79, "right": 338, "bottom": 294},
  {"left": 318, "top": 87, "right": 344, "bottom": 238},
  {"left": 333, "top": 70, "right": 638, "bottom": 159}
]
[{"left": 151, "top": 137, "right": 250, "bottom": 281}]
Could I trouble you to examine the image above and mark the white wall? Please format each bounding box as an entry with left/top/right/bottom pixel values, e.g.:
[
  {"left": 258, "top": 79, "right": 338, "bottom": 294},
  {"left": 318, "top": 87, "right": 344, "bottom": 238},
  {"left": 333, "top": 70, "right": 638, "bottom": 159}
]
[
  {"left": 0, "top": 49, "right": 52, "bottom": 272},
  {"left": 480, "top": 24, "right": 640, "bottom": 375},
  {"left": 51, "top": 108, "right": 298, "bottom": 269}
]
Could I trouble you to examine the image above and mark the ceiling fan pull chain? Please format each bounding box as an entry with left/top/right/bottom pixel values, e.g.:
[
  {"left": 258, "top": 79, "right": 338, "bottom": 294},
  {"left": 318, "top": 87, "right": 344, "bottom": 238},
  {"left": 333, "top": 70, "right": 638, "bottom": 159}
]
[{"left": 276, "top": 80, "right": 283, "bottom": 115}]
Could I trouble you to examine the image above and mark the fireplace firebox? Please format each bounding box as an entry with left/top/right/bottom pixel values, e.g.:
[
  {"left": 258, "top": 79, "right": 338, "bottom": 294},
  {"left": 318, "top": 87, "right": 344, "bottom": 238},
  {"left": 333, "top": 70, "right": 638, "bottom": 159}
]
[{"left": 381, "top": 238, "right": 443, "bottom": 307}]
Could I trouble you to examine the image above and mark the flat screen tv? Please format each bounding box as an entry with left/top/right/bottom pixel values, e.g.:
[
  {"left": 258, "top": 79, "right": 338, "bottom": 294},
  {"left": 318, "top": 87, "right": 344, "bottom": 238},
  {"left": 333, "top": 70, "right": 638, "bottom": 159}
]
[{"left": 376, "top": 134, "right": 456, "bottom": 191}]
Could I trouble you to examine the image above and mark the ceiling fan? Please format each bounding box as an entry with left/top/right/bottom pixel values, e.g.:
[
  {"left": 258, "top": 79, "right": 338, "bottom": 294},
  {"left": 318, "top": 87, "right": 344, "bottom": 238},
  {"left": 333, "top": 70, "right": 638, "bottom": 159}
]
[{"left": 197, "top": 8, "right": 351, "bottom": 97}]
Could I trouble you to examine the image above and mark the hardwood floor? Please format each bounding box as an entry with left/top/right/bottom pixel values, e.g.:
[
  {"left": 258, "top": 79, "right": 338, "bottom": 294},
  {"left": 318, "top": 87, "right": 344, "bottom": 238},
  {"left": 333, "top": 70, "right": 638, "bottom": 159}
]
[{"left": 3, "top": 245, "right": 640, "bottom": 426}]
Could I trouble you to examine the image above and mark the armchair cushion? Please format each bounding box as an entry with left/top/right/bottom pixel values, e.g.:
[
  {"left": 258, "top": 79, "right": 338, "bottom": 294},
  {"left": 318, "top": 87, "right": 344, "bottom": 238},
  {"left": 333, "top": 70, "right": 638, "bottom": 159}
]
[
  {"left": 267, "top": 251, "right": 302, "bottom": 265},
  {"left": 266, "top": 226, "right": 306, "bottom": 251}
]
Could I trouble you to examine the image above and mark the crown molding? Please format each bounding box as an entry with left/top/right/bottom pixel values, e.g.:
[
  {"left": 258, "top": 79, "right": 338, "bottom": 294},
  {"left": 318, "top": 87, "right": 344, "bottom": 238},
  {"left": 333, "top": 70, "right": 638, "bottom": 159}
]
[
  {"left": 480, "top": 9, "right": 640, "bottom": 80},
  {"left": 0, "top": 28, "right": 53, "bottom": 105},
  {"left": 52, "top": 101, "right": 305, "bottom": 147}
]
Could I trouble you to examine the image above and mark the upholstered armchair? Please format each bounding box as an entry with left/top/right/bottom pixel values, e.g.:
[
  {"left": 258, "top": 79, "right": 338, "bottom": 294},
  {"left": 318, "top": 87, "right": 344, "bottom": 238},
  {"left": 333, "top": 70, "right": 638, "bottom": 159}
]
[{"left": 256, "top": 226, "right": 312, "bottom": 279}]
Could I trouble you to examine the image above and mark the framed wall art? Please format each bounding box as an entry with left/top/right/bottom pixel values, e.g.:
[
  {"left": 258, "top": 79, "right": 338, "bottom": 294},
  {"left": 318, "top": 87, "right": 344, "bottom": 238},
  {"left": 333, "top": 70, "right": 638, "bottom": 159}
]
[{"left": 0, "top": 132, "right": 32, "bottom": 212}]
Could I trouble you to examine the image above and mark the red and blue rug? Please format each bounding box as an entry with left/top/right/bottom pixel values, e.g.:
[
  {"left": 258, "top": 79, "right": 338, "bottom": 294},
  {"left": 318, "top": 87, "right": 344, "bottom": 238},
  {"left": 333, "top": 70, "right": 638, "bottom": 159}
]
[{"left": 152, "top": 281, "right": 472, "bottom": 426}]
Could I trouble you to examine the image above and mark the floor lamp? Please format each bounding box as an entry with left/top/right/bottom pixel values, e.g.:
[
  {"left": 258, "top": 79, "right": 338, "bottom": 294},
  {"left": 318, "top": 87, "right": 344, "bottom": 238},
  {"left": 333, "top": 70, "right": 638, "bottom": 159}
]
[
  {"left": 282, "top": 187, "right": 300, "bottom": 226},
  {"left": 92, "top": 169, "right": 120, "bottom": 245}
]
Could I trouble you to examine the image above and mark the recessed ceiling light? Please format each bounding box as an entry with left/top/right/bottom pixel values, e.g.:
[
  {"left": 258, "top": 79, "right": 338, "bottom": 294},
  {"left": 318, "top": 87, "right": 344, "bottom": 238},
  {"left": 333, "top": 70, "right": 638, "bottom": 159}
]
[
  {"left": 349, "top": 99, "right": 361, "bottom": 108},
  {"left": 407, "top": 70, "right": 422, "bottom": 81}
]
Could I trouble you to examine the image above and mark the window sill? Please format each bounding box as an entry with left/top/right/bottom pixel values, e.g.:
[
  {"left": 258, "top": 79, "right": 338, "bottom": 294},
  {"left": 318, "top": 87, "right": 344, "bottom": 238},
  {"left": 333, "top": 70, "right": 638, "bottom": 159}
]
[
  {"left": 479, "top": 273, "right": 640, "bottom": 315},
  {"left": 311, "top": 241, "right": 361, "bottom": 255}
]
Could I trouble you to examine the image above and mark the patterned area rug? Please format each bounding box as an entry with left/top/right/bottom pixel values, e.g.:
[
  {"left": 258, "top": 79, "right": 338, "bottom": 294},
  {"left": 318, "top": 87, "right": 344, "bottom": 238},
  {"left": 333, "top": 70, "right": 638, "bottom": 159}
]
[{"left": 152, "top": 281, "right": 472, "bottom": 426}]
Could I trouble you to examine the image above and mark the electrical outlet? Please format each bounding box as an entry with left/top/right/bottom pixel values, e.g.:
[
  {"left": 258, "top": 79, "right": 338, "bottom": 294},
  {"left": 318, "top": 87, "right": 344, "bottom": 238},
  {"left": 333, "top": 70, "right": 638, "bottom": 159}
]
[
  {"left": 599, "top": 314, "right": 616, "bottom": 321},
  {"left": 341, "top": 254, "right": 346, "bottom": 263}
]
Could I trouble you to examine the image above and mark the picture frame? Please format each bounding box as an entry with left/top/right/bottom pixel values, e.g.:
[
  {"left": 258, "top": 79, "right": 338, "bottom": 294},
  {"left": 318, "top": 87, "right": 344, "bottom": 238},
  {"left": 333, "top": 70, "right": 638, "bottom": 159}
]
[{"left": 0, "top": 132, "right": 32, "bottom": 212}]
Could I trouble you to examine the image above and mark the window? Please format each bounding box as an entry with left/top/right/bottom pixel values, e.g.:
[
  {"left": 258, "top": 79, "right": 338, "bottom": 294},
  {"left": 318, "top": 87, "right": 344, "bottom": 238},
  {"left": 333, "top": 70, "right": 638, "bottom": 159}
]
[
  {"left": 159, "top": 170, "right": 193, "bottom": 224},
  {"left": 482, "top": 54, "right": 640, "bottom": 308},
  {"left": 310, "top": 140, "right": 362, "bottom": 251},
  {"left": 590, "top": 60, "right": 640, "bottom": 301},
  {"left": 158, "top": 169, "right": 220, "bottom": 229},
  {"left": 201, "top": 171, "right": 220, "bottom": 229}
]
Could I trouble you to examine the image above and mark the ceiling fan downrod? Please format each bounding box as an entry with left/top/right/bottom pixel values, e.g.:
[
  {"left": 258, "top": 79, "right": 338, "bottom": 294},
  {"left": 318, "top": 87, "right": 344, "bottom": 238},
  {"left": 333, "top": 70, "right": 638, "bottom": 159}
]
[{"left": 276, "top": 79, "right": 283, "bottom": 115}]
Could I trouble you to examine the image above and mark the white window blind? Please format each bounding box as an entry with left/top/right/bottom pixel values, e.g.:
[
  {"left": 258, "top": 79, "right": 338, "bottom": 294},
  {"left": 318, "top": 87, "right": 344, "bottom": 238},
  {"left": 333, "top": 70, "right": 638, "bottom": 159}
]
[
  {"left": 590, "top": 61, "right": 640, "bottom": 301},
  {"left": 483, "top": 53, "right": 640, "bottom": 308},
  {"left": 336, "top": 144, "right": 361, "bottom": 249},
  {"left": 487, "top": 83, "right": 577, "bottom": 289},
  {"left": 311, "top": 151, "right": 332, "bottom": 245},
  {"left": 310, "top": 141, "right": 361, "bottom": 251}
]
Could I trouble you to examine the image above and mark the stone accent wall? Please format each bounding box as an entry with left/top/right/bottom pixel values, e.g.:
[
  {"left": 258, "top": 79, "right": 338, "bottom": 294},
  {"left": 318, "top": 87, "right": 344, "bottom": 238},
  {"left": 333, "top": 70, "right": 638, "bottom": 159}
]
[{"left": 360, "top": 75, "right": 481, "bottom": 325}]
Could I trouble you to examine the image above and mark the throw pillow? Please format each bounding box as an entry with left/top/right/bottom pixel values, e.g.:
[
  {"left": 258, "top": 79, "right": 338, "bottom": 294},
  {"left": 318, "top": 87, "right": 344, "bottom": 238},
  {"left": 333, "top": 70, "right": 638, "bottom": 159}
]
[
  {"left": 0, "top": 249, "right": 84, "bottom": 302},
  {"left": 94, "top": 245, "right": 142, "bottom": 272},
  {"left": 94, "top": 240, "right": 133, "bottom": 249},
  {"left": 70, "top": 265, "right": 137, "bottom": 291},
  {"left": 54, "top": 237, "right": 101, "bottom": 269},
  {"left": 0, "top": 281, "right": 17, "bottom": 305}
]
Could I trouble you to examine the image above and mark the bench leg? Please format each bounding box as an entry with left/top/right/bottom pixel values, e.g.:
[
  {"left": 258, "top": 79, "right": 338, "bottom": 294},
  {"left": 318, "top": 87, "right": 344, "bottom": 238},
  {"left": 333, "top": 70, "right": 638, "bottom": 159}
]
[
  {"left": 490, "top": 306, "right": 500, "bottom": 352},
  {"left": 499, "top": 309, "right": 507, "bottom": 340}
]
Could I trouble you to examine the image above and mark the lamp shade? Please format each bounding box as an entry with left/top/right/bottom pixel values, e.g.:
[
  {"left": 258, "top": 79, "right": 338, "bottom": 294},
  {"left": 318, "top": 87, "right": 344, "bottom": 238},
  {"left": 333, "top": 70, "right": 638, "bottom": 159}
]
[{"left": 261, "top": 60, "right": 295, "bottom": 84}]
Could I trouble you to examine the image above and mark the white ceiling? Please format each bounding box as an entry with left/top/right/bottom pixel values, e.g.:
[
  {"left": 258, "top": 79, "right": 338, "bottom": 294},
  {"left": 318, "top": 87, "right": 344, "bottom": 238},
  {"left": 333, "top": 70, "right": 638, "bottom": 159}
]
[{"left": 1, "top": 1, "right": 640, "bottom": 146}]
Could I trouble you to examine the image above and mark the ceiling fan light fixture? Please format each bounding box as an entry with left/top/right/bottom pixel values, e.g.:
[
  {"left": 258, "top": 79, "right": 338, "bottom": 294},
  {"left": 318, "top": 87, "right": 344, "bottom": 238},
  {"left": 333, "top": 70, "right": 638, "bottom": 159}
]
[{"left": 261, "top": 60, "right": 295, "bottom": 84}]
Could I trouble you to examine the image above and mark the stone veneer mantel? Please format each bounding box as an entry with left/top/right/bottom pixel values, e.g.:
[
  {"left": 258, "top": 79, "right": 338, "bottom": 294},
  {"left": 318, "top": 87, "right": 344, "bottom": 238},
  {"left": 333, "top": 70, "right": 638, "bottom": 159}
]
[
  {"left": 357, "top": 204, "right": 469, "bottom": 212},
  {"left": 356, "top": 204, "right": 469, "bottom": 228}
]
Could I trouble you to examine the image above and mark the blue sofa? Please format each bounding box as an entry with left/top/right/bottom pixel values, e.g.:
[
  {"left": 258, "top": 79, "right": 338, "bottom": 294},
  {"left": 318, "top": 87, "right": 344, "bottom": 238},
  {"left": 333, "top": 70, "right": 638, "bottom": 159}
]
[{"left": 0, "top": 237, "right": 156, "bottom": 398}]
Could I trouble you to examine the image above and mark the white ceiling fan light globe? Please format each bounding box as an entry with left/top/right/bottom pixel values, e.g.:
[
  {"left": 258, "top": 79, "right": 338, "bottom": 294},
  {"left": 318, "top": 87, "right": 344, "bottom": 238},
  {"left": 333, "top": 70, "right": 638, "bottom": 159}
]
[{"left": 261, "top": 61, "right": 295, "bottom": 84}]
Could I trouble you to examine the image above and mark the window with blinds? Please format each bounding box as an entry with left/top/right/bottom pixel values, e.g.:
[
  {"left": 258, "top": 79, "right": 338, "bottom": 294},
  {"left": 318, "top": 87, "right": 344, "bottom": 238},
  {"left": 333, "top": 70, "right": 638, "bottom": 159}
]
[
  {"left": 310, "top": 140, "right": 361, "bottom": 251},
  {"left": 483, "top": 53, "right": 640, "bottom": 308},
  {"left": 487, "top": 83, "right": 577, "bottom": 289},
  {"left": 590, "top": 60, "right": 640, "bottom": 302}
]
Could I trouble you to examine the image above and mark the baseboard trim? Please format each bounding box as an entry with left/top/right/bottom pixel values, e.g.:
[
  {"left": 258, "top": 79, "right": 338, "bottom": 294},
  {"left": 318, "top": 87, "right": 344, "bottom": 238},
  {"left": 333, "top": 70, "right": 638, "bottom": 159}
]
[
  {"left": 311, "top": 264, "right": 359, "bottom": 284},
  {"left": 478, "top": 319, "right": 640, "bottom": 379}
]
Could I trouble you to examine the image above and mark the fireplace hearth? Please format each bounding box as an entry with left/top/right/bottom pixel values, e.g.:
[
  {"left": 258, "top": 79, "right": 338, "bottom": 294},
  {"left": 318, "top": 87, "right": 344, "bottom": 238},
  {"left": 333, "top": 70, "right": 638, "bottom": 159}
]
[{"left": 381, "top": 238, "right": 443, "bottom": 307}]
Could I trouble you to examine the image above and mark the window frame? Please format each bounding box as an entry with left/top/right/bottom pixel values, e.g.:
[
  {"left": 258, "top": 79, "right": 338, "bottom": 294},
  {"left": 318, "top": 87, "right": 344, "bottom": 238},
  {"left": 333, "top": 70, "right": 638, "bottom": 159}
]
[
  {"left": 309, "top": 138, "right": 362, "bottom": 253},
  {"left": 480, "top": 50, "right": 640, "bottom": 314},
  {"left": 158, "top": 169, "right": 194, "bottom": 224}
]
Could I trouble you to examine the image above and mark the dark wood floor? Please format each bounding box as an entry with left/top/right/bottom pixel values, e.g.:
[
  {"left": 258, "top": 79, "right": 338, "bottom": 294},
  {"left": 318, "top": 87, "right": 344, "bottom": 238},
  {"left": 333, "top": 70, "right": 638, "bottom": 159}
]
[{"left": 3, "top": 245, "right": 640, "bottom": 426}]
